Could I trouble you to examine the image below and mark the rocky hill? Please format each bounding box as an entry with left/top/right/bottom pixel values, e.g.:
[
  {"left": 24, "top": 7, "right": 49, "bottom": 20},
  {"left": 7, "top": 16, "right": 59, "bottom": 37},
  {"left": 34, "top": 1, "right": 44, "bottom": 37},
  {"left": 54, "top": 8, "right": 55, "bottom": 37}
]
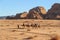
[
  {"left": 14, "top": 12, "right": 28, "bottom": 19},
  {"left": 6, "top": 6, "right": 47, "bottom": 19},
  {"left": 46, "top": 3, "right": 60, "bottom": 19},
  {"left": 27, "top": 6, "right": 46, "bottom": 19},
  {"left": 6, "top": 3, "right": 60, "bottom": 20}
]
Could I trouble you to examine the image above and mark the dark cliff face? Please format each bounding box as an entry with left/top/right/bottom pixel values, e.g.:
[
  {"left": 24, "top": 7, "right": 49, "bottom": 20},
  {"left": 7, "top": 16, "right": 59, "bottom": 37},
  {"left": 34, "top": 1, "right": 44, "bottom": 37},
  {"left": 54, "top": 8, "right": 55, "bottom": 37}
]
[
  {"left": 46, "top": 3, "right": 60, "bottom": 19},
  {"left": 6, "top": 16, "right": 15, "bottom": 19},
  {"left": 27, "top": 6, "right": 46, "bottom": 19}
]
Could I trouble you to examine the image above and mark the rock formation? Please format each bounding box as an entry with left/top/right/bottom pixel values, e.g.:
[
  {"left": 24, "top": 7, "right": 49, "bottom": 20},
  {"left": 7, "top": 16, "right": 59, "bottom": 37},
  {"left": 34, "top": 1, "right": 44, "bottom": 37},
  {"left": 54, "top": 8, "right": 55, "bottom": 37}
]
[
  {"left": 15, "top": 12, "right": 28, "bottom": 19},
  {"left": 6, "top": 12, "right": 28, "bottom": 19},
  {"left": 6, "top": 6, "right": 47, "bottom": 19},
  {"left": 6, "top": 16, "right": 15, "bottom": 19},
  {"left": 46, "top": 3, "right": 60, "bottom": 19},
  {"left": 20, "top": 12, "right": 28, "bottom": 19},
  {"left": 27, "top": 6, "right": 46, "bottom": 19},
  {"left": 6, "top": 3, "right": 60, "bottom": 20}
]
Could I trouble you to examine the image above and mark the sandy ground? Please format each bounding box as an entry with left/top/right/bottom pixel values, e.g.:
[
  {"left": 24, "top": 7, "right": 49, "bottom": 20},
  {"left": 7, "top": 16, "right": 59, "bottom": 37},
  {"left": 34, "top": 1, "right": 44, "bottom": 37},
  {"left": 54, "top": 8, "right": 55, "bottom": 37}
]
[{"left": 0, "top": 19, "right": 60, "bottom": 40}]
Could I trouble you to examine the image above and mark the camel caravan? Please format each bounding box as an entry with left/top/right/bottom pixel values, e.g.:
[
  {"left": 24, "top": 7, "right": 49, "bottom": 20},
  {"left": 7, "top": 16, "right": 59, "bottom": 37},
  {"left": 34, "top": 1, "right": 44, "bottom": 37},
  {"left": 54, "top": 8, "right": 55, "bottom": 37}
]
[{"left": 17, "top": 22, "right": 40, "bottom": 29}]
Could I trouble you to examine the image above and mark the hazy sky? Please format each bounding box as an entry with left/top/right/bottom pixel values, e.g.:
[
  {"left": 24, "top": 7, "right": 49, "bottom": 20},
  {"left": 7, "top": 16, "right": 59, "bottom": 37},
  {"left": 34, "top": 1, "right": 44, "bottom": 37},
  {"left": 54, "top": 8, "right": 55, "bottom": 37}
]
[{"left": 0, "top": 0, "right": 60, "bottom": 16}]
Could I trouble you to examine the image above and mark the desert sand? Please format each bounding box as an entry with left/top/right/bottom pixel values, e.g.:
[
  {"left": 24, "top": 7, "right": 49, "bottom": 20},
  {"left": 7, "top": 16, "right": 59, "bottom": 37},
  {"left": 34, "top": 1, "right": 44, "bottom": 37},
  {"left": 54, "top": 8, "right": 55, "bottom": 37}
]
[{"left": 0, "top": 19, "right": 60, "bottom": 40}]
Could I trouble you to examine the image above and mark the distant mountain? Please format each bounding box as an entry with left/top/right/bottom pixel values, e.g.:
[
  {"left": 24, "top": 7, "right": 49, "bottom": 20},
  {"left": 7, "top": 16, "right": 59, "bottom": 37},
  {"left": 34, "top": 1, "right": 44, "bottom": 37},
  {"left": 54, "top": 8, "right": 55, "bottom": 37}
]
[{"left": 0, "top": 16, "right": 7, "bottom": 19}]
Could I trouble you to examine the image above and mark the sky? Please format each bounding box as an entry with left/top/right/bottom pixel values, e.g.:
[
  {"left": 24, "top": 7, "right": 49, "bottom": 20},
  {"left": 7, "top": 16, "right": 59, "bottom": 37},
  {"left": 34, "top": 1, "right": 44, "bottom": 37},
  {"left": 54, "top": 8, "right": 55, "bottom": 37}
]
[{"left": 0, "top": 0, "right": 60, "bottom": 16}]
